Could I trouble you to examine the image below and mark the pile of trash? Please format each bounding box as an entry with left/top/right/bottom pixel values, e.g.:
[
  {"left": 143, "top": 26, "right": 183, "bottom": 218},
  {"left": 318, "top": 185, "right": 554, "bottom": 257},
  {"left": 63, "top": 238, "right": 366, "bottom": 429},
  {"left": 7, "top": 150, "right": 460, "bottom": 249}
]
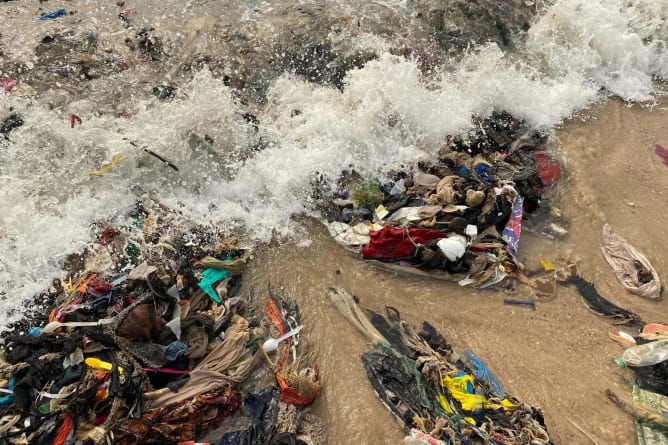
[
  {"left": 608, "top": 323, "right": 668, "bottom": 445},
  {"left": 329, "top": 287, "right": 553, "bottom": 445},
  {"left": 582, "top": 224, "right": 666, "bottom": 445},
  {"left": 0, "top": 200, "right": 322, "bottom": 445},
  {"left": 325, "top": 112, "right": 565, "bottom": 290}
]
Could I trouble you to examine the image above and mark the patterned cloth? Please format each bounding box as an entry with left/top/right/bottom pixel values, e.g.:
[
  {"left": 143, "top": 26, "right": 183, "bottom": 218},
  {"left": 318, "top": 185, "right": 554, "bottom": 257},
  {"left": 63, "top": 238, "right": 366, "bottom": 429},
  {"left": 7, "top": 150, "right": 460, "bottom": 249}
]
[{"left": 113, "top": 385, "right": 240, "bottom": 444}]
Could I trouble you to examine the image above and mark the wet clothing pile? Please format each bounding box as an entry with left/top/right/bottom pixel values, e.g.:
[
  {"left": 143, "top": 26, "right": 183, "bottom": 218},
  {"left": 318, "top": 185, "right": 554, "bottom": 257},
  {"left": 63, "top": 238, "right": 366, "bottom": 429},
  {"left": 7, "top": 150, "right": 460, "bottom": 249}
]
[
  {"left": 326, "top": 112, "right": 565, "bottom": 289},
  {"left": 330, "top": 287, "right": 553, "bottom": 445},
  {"left": 0, "top": 200, "right": 323, "bottom": 445},
  {"left": 219, "top": 288, "right": 323, "bottom": 445}
]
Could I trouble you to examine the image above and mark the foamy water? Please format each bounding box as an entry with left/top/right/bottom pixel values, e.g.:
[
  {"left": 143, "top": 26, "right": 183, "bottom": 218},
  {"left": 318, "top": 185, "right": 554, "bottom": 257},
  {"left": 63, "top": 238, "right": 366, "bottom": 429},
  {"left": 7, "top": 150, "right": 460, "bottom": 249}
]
[{"left": 0, "top": 0, "right": 666, "bottom": 328}]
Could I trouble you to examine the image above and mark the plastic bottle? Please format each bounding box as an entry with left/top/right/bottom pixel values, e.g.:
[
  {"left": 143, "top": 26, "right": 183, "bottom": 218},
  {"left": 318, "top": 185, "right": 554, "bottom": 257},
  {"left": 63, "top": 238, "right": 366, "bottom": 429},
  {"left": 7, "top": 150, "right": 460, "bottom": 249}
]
[{"left": 620, "top": 340, "right": 668, "bottom": 367}]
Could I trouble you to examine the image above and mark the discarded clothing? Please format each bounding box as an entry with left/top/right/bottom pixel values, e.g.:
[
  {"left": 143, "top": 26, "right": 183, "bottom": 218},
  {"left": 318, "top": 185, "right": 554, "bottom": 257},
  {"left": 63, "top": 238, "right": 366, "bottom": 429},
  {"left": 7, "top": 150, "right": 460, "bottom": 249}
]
[
  {"left": 114, "top": 385, "right": 241, "bottom": 444},
  {"left": 499, "top": 185, "right": 523, "bottom": 265},
  {"left": 560, "top": 274, "right": 641, "bottom": 325},
  {"left": 265, "top": 289, "right": 322, "bottom": 405},
  {"left": 197, "top": 250, "right": 252, "bottom": 275},
  {"left": 147, "top": 315, "right": 258, "bottom": 408},
  {"left": 361, "top": 226, "right": 444, "bottom": 261},
  {"left": 602, "top": 224, "right": 662, "bottom": 299},
  {"left": 0, "top": 201, "right": 271, "bottom": 445},
  {"left": 217, "top": 387, "right": 280, "bottom": 445},
  {"left": 330, "top": 287, "right": 553, "bottom": 445}
]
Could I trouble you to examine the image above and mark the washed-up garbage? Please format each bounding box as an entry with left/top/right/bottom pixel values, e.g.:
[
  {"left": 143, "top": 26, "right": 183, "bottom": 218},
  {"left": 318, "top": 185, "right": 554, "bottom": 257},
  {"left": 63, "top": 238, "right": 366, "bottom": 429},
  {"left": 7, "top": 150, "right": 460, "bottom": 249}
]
[
  {"left": 329, "top": 287, "right": 552, "bottom": 445},
  {"left": 324, "top": 112, "right": 564, "bottom": 291},
  {"left": 556, "top": 260, "right": 641, "bottom": 325},
  {"left": 608, "top": 323, "right": 668, "bottom": 445},
  {"left": 0, "top": 77, "right": 19, "bottom": 93},
  {"left": 655, "top": 144, "right": 668, "bottom": 167},
  {"left": 602, "top": 224, "right": 662, "bottom": 300},
  {"left": 38, "top": 9, "right": 67, "bottom": 21},
  {"left": 218, "top": 287, "right": 324, "bottom": 445},
  {"left": 0, "top": 201, "right": 322, "bottom": 445}
]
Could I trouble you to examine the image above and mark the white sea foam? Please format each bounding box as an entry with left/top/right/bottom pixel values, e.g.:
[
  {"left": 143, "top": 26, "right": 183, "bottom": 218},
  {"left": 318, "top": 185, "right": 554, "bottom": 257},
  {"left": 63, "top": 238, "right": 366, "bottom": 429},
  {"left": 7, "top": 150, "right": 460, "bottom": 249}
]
[
  {"left": 527, "top": 0, "right": 668, "bottom": 101},
  {"left": 0, "top": 0, "right": 666, "bottom": 327}
]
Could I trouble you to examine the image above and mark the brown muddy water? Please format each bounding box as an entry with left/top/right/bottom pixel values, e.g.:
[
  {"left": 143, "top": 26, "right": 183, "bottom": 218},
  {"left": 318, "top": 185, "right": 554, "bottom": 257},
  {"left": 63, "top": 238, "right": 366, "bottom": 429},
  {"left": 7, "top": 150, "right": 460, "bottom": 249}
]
[{"left": 243, "top": 99, "right": 668, "bottom": 445}]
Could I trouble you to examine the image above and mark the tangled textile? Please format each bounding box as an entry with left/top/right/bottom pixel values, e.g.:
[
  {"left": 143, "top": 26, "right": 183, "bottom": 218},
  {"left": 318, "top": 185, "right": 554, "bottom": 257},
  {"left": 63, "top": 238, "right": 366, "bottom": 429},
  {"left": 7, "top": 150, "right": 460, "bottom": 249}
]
[
  {"left": 147, "top": 315, "right": 257, "bottom": 408},
  {"left": 113, "top": 385, "right": 240, "bottom": 444},
  {"left": 362, "top": 227, "right": 444, "bottom": 261},
  {"left": 561, "top": 274, "right": 641, "bottom": 325},
  {"left": 430, "top": 176, "right": 462, "bottom": 205},
  {"left": 332, "top": 292, "right": 554, "bottom": 445}
]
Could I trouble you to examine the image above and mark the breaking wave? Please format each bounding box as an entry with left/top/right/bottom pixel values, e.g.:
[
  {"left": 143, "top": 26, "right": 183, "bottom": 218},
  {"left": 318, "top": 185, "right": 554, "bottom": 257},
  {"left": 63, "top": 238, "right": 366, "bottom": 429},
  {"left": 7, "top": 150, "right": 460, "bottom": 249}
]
[{"left": 0, "top": 0, "right": 666, "bottom": 327}]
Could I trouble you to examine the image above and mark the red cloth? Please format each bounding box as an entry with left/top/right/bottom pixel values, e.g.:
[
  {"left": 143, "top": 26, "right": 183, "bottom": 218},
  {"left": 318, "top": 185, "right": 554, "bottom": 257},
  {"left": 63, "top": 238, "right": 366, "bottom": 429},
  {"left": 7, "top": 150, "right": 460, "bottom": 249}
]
[
  {"left": 0, "top": 77, "right": 19, "bottom": 93},
  {"left": 87, "top": 277, "right": 113, "bottom": 293},
  {"left": 533, "top": 151, "right": 561, "bottom": 187},
  {"left": 655, "top": 144, "right": 668, "bottom": 167},
  {"left": 362, "top": 226, "right": 444, "bottom": 260}
]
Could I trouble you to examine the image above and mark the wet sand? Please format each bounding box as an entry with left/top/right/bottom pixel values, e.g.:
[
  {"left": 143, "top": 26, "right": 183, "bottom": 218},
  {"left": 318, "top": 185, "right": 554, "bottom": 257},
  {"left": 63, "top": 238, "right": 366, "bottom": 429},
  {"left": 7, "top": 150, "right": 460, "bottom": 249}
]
[{"left": 242, "top": 98, "right": 668, "bottom": 444}]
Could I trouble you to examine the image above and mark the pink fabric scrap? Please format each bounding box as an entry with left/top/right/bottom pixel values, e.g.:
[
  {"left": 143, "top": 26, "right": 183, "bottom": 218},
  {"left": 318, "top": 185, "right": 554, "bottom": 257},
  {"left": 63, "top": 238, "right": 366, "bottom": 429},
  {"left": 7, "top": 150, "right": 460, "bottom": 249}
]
[
  {"left": 0, "top": 76, "right": 19, "bottom": 93},
  {"left": 655, "top": 144, "right": 668, "bottom": 167}
]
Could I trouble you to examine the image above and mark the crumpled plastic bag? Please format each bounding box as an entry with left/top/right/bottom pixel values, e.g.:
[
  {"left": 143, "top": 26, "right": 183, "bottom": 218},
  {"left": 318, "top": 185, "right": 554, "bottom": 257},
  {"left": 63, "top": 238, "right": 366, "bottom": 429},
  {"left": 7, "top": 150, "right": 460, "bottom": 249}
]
[{"left": 602, "top": 224, "right": 662, "bottom": 299}]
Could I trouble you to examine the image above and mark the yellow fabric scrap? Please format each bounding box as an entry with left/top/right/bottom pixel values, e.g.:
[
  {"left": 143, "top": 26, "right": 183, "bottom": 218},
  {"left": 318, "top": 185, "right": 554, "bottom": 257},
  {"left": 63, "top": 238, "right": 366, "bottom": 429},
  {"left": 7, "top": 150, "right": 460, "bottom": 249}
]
[
  {"left": 442, "top": 374, "right": 516, "bottom": 412},
  {"left": 436, "top": 394, "right": 477, "bottom": 425}
]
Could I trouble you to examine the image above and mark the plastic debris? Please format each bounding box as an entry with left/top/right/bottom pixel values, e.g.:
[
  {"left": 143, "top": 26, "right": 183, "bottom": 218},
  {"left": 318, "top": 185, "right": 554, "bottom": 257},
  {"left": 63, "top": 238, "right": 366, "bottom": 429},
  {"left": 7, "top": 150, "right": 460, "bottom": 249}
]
[
  {"left": 198, "top": 267, "right": 230, "bottom": 303},
  {"left": 38, "top": 9, "right": 66, "bottom": 21},
  {"left": 503, "top": 298, "right": 536, "bottom": 310},
  {"left": 540, "top": 258, "right": 555, "bottom": 271},
  {"left": 462, "top": 349, "right": 506, "bottom": 397}
]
